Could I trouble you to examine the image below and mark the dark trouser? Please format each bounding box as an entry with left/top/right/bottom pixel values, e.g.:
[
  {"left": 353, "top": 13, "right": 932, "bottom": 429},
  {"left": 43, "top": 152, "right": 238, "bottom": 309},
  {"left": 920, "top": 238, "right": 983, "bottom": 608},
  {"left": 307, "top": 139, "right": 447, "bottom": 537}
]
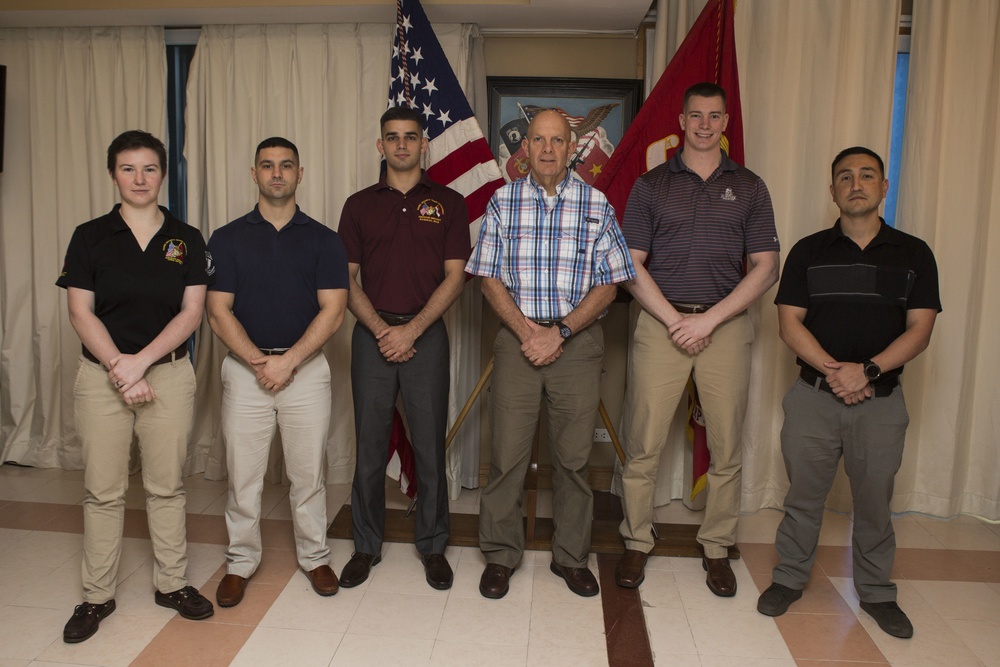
[
  {"left": 350, "top": 319, "right": 451, "bottom": 555},
  {"left": 772, "top": 378, "right": 909, "bottom": 603},
  {"left": 478, "top": 322, "right": 604, "bottom": 569}
]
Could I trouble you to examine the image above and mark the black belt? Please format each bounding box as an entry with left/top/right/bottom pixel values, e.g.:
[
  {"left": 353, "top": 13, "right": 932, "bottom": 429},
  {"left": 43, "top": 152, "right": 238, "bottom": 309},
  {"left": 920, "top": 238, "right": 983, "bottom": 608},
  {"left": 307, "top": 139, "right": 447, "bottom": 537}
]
[
  {"left": 799, "top": 367, "right": 898, "bottom": 398},
  {"left": 83, "top": 343, "right": 187, "bottom": 367},
  {"left": 259, "top": 348, "right": 288, "bottom": 356},
  {"left": 377, "top": 311, "right": 417, "bottom": 326},
  {"left": 531, "top": 319, "right": 561, "bottom": 327},
  {"left": 669, "top": 301, "right": 715, "bottom": 314}
]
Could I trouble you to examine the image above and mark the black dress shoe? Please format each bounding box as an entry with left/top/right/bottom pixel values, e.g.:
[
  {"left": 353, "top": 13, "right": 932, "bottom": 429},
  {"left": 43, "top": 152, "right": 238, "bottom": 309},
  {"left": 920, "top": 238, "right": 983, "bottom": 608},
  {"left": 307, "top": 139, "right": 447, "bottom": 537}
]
[
  {"left": 703, "top": 556, "right": 737, "bottom": 597},
  {"left": 421, "top": 553, "right": 454, "bottom": 590},
  {"left": 155, "top": 585, "right": 215, "bottom": 620},
  {"left": 479, "top": 563, "right": 514, "bottom": 599},
  {"left": 550, "top": 561, "right": 600, "bottom": 597},
  {"left": 339, "top": 552, "right": 382, "bottom": 588},
  {"left": 860, "top": 600, "right": 913, "bottom": 638},
  {"left": 216, "top": 574, "right": 249, "bottom": 607},
  {"left": 756, "top": 582, "right": 802, "bottom": 616},
  {"left": 615, "top": 549, "right": 648, "bottom": 588},
  {"left": 63, "top": 599, "right": 116, "bottom": 643}
]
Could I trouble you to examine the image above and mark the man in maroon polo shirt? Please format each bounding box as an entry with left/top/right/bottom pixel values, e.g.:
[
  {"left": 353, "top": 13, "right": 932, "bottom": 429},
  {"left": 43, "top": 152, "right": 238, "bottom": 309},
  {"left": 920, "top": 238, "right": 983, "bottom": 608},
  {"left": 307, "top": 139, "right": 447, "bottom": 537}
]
[
  {"left": 616, "top": 82, "right": 780, "bottom": 596},
  {"left": 337, "top": 106, "right": 471, "bottom": 590}
]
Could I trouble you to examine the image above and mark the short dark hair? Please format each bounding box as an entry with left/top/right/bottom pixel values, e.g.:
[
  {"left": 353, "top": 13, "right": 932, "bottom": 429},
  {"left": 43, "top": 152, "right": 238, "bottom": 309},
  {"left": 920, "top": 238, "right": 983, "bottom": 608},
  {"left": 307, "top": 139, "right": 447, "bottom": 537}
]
[
  {"left": 254, "top": 137, "right": 299, "bottom": 165},
  {"left": 107, "top": 130, "right": 167, "bottom": 172},
  {"left": 831, "top": 146, "right": 885, "bottom": 180},
  {"left": 683, "top": 82, "right": 727, "bottom": 111},
  {"left": 380, "top": 106, "right": 425, "bottom": 134}
]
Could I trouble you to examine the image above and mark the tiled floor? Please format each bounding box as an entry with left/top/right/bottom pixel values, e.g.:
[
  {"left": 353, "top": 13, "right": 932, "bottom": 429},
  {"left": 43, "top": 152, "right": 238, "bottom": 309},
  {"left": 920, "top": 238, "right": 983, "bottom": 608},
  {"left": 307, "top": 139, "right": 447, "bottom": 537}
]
[{"left": 0, "top": 463, "right": 998, "bottom": 666}]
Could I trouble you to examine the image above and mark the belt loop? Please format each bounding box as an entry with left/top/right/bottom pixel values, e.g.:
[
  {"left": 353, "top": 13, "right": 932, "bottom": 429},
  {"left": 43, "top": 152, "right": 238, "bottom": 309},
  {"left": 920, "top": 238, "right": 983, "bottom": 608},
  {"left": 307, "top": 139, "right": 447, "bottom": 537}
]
[{"left": 812, "top": 376, "right": 823, "bottom": 392}]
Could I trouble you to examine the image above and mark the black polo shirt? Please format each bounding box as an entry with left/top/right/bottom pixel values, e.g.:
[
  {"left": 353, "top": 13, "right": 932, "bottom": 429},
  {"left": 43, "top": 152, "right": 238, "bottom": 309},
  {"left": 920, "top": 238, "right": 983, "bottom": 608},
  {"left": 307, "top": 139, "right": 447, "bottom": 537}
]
[
  {"left": 775, "top": 219, "right": 941, "bottom": 381},
  {"left": 207, "top": 205, "right": 349, "bottom": 349},
  {"left": 56, "top": 204, "right": 212, "bottom": 354},
  {"left": 338, "top": 172, "right": 470, "bottom": 314}
]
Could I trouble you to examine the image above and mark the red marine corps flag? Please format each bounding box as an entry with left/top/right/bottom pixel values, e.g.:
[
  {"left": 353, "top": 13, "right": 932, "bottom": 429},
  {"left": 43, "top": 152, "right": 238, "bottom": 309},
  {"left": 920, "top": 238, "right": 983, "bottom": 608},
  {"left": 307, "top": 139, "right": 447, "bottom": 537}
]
[
  {"left": 384, "top": 0, "right": 505, "bottom": 497},
  {"left": 594, "top": 0, "right": 742, "bottom": 500}
]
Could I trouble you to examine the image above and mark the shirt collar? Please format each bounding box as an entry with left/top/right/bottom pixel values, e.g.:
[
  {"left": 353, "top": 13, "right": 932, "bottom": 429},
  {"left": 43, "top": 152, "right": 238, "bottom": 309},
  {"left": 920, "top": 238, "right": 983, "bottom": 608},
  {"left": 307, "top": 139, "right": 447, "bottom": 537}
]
[
  {"left": 247, "top": 203, "right": 307, "bottom": 226},
  {"left": 526, "top": 169, "right": 574, "bottom": 199},
  {"left": 109, "top": 203, "right": 176, "bottom": 235},
  {"left": 374, "top": 170, "right": 432, "bottom": 194},
  {"left": 826, "top": 218, "right": 902, "bottom": 248},
  {"left": 668, "top": 148, "right": 739, "bottom": 176}
]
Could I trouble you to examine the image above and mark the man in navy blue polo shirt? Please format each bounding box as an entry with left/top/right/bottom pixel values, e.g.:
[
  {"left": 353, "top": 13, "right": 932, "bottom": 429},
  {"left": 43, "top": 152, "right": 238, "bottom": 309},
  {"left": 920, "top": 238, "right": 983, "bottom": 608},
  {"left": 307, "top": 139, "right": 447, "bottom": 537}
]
[
  {"left": 757, "top": 147, "right": 940, "bottom": 639},
  {"left": 206, "top": 137, "right": 349, "bottom": 607}
]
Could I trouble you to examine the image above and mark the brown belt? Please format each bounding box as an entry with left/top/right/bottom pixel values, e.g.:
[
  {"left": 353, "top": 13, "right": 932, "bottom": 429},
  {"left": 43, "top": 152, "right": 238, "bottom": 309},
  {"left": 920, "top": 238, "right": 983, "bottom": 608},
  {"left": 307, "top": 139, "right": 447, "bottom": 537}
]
[
  {"left": 669, "top": 301, "right": 715, "bottom": 314},
  {"left": 83, "top": 343, "right": 187, "bottom": 367}
]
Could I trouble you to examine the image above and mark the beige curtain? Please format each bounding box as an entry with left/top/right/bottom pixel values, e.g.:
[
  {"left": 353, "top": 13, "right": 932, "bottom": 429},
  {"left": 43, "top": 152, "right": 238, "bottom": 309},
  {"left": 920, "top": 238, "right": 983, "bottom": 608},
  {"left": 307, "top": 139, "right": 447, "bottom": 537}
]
[
  {"left": 640, "top": 0, "right": 902, "bottom": 511},
  {"left": 184, "top": 23, "right": 486, "bottom": 498},
  {"left": 886, "top": 0, "right": 1000, "bottom": 519},
  {"left": 0, "top": 27, "right": 167, "bottom": 468}
]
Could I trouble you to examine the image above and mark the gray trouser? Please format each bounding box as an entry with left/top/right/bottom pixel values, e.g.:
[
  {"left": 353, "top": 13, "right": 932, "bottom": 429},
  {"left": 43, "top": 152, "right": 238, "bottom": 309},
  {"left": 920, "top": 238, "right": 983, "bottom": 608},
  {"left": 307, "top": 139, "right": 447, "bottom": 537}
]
[
  {"left": 350, "top": 319, "right": 451, "bottom": 556},
  {"left": 772, "top": 378, "right": 908, "bottom": 603}
]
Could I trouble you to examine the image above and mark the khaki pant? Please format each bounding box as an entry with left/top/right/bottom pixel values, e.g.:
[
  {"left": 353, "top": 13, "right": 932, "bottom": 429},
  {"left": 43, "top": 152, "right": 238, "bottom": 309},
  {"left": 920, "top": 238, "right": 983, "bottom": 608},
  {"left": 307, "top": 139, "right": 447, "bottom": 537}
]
[
  {"left": 619, "top": 310, "right": 753, "bottom": 558},
  {"left": 220, "top": 352, "right": 332, "bottom": 576},
  {"left": 479, "top": 323, "right": 604, "bottom": 569},
  {"left": 74, "top": 356, "right": 194, "bottom": 603}
]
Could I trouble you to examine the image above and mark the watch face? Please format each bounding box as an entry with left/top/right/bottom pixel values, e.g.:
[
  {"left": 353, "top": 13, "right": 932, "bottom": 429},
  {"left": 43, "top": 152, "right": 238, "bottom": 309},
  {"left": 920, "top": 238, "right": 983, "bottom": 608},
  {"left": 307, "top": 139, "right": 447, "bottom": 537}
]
[
  {"left": 865, "top": 362, "right": 881, "bottom": 380},
  {"left": 559, "top": 325, "right": 572, "bottom": 339}
]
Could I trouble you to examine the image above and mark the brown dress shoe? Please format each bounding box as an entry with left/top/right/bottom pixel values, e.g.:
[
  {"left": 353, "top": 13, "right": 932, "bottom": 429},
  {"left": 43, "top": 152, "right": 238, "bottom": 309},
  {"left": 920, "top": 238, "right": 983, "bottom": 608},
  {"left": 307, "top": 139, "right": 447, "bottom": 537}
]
[
  {"left": 703, "top": 556, "right": 737, "bottom": 597},
  {"left": 216, "top": 574, "right": 249, "bottom": 608},
  {"left": 615, "top": 549, "right": 648, "bottom": 588},
  {"left": 421, "top": 553, "right": 454, "bottom": 590},
  {"left": 306, "top": 564, "right": 339, "bottom": 596},
  {"left": 550, "top": 561, "right": 600, "bottom": 597},
  {"left": 339, "top": 552, "right": 382, "bottom": 588},
  {"left": 479, "top": 563, "right": 514, "bottom": 599}
]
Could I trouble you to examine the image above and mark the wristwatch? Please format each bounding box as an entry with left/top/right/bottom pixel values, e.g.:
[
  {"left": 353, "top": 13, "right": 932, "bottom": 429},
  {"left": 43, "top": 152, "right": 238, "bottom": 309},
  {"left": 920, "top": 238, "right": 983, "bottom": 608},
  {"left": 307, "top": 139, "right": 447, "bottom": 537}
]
[
  {"left": 555, "top": 320, "right": 573, "bottom": 339},
  {"left": 862, "top": 359, "right": 882, "bottom": 381}
]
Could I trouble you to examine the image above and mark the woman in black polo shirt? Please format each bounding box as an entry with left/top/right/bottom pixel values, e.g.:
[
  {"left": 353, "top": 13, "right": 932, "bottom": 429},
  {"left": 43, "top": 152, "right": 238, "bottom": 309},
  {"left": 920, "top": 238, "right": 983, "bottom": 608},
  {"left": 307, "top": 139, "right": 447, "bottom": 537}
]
[{"left": 56, "top": 130, "right": 214, "bottom": 643}]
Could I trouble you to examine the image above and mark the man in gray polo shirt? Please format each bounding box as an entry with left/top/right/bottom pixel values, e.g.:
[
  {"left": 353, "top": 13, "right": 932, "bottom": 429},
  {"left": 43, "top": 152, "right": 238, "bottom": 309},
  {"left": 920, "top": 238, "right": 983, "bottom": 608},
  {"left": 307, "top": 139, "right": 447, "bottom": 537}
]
[{"left": 616, "top": 82, "right": 779, "bottom": 596}]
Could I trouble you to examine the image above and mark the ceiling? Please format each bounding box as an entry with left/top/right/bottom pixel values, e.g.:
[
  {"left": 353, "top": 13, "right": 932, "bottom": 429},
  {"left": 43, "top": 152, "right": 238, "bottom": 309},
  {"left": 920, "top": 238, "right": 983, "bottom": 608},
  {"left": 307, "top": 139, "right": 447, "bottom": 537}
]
[{"left": 0, "top": 0, "right": 655, "bottom": 33}]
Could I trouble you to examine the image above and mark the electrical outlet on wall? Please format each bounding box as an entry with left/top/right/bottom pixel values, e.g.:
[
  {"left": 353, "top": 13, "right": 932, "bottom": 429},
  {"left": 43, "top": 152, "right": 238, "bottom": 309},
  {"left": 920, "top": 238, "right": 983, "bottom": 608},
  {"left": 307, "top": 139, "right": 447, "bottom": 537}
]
[{"left": 594, "top": 429, "right": 612, "bottom": 443}]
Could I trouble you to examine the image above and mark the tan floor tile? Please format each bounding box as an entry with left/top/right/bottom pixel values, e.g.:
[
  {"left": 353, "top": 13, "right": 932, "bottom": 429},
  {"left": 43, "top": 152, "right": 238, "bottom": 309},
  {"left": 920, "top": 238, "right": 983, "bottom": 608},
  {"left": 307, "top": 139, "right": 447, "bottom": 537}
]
[
  {"left": 0, "top": 502, "right": 67, "bottom": 530},
  {"left": 18, "top": 479, "right": 86, "bottom": 506},
  {"left": 183, "top": 513, "right": 229, "bottom": 545},
  {"left": 739, "top": 542, "right": 781, "bottom": 575},
  {"left": 816, "top": 512, "right": 853, "bottom": 547},
  {"left": 38, "top": 504, "right": 83, "bottom": 534},
  {"left": 259, "top": 518, "right": 296, "bottom": 550},
  {"left": 130, "top": 617, "right": 254, "bottom": 667},
  {"left": 203, "top": 581, "right": 288, "bottom": 626},
  {"left": 892, "top": 548, "right": 980, "bottom": 581},
  {"left": 736, "top": 508, "right": 784, "bottom": 544},
  {"left": 776, "top": 612, "right": 885, "bottom": 662},
  {"left": 814, "top": 546, "right": 854, "bottom": 579}
]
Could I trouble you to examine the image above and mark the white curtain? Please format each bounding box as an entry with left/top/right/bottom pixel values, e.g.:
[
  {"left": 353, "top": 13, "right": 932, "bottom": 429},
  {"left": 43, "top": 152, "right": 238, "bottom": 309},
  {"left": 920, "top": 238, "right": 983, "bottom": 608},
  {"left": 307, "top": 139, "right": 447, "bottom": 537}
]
[
  {"left": 885, "top": 0, "right": 1000, "bottom": 519},
  {"left": 0, "top": 27, "right": 167, "bottom": 468},
  {"left": 184, "top": 23, "right": 485, "bottom": 498},
  {"left": 640, "top": 1, "right": 902, "bottom": 512}
]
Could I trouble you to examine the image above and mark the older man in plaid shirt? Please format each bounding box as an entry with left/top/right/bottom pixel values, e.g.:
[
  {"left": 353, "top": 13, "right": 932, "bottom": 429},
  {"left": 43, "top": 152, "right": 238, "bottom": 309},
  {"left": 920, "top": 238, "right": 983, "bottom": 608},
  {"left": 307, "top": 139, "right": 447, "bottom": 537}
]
[{"left": 466, "top": 110, "right": 635, "bottom": 600}]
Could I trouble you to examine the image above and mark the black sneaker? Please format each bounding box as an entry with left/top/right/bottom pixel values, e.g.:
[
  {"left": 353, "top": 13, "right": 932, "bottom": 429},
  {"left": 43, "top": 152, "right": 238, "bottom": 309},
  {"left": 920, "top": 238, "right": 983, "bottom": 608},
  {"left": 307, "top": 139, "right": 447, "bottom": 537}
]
[
  {"left": 63, "top": 599, "right": 116, "bottom": 643},
  {"left": 860, "top": 600, "right": 913, "bottom": 638},
  {"left": 756, "top": 582, "right": 803, "bottom": 617},
  {"left": 155, "top": 585, "right": 215, "bottom": 620}
]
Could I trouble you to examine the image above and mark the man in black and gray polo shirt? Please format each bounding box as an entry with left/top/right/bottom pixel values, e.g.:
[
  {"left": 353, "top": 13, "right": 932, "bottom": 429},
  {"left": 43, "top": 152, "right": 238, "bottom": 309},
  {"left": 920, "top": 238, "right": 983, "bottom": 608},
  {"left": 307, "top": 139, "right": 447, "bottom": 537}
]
[{"left": 616, "top": 82, "right": 780, "bottom": 597}]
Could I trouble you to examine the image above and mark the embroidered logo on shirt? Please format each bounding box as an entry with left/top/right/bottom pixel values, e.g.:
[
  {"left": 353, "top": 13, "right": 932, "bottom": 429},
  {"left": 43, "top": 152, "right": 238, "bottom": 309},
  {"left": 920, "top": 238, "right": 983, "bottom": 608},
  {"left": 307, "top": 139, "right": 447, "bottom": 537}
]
[
  {"left": 163, "top": 239, "right": 187, "bottom": 265},
  {"left": 418, "top": 198, "right": 444, "bottom": 224},
  {"left": 205, "top": 251, "right": 215, "bottom": 276},
  {"left": 721, "top": 188, "right": 737, "bottom": 202}
]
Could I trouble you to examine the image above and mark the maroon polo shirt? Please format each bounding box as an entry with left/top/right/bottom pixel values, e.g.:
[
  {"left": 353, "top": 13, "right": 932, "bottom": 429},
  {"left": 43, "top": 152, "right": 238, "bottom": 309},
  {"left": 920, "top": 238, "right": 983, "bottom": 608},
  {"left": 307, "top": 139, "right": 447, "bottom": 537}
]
[{"left": 339, "top": 172, "right": 471, "bottom": 314}]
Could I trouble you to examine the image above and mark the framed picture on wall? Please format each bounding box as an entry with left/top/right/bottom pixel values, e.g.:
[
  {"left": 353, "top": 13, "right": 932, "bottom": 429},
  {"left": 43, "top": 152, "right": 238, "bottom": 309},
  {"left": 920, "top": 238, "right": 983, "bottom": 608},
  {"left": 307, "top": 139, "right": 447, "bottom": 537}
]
[{"left": 486, "top": 76, "right": 643, "bottom": 185}]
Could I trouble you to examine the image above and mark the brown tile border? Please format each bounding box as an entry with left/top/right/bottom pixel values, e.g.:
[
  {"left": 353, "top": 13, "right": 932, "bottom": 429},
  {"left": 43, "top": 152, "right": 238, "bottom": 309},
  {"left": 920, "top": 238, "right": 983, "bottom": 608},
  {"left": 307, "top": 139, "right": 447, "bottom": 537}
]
[{"left": 597, "top": 552, "right": 653, "bottom": 667}]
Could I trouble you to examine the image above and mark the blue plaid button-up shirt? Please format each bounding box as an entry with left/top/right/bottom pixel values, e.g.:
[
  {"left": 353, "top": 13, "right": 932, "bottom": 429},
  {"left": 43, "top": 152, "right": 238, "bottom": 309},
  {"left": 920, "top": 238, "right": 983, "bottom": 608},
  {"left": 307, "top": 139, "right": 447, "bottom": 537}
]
[{"left": 467, "top": 172, "right": 636, "bottom": 320}]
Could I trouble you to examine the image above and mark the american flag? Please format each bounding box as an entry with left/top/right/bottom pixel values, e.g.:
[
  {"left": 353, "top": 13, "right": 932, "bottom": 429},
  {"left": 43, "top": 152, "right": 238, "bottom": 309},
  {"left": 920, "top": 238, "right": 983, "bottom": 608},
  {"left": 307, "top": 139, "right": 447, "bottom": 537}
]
[{"left": 388, "top": 0, "right": 504, "bottom": 244}]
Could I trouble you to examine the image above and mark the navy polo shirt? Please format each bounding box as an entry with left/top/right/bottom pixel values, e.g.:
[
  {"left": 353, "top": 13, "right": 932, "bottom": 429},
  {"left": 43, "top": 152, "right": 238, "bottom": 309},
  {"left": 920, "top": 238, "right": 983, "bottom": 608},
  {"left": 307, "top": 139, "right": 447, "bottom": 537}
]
[
  {"left": 207, "top": 205, "right": 349, "bottom": 349},
  {"left": 56, "top": 204, "right": 212, "bottom": 355},
  {"left": 775, "top": 219, "right": 941, "bottom": 380}
]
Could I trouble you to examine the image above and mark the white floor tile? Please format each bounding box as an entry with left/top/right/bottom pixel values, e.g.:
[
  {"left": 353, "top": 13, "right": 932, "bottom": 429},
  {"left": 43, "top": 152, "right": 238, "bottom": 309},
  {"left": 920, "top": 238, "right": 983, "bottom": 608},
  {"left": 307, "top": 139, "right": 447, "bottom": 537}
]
[
  {"left": 530, "top": 561, "right": 602, "bottom": 606},
  {"left": 0, "top": 531, "right": 82, "bottom": 569},
  {"left": 432, "top": 640, "right": 527, "bottom": 666},
  {"left": 259, "top": 575, "right": 361, "bottom": 634},
  {"left": 917, "top": 518, "right": 1000, "bottom": 551},
  {"left": 671, "top": 562, "right": 758, "bottom": 612},
  {"left": 18, "top": 479, "right": 86, "bottom": 505},
  {"left": 0, "top": 606, "right": 67, "bottom": 661},
  {"left": 527, "top": 644, "right": 608, "bottom": 666},
  {"left": 946, "top": 619, "right": 1000, "bottom": 667},
  {"left": 229, "top": 626, "right": 342, "bottom": 667},
  {"left": 0, "top": 528, "right": 31, "bottom": 552},
  {"left": 0, "top": 561, "right": 57, "bottom": 606},
  {"left": 528, "top": 598, "right": 605, "bottom": 651},
  {"left": 365, "top": 542, "right": 454, "bottom": 596},
  {"left": 346, "top": 590, "right": 446, "bottom": 639},
  {"left": 685, "top": 608, "right": 791, "bottom": 659},
  {"left": 637, "top": 569, "right": 683, "bottom": 610},
  {"left": 9, "top": 560, "right": 82, "bottom": 611},
  {"left": 816, "top": 510, "right": 853, "bottom": 546},
  {"left": 892, "top": 514, "right": 946, "bottom": 549},
  {"left": 644, "top": 606, "right": 698, "bottom": 656},
  {"left": 330, "top": 633, "right": 434, "bottom": 667},
  {"left": 651, "top": 652, "right": 701, "bottom": 666},
  {"left": 910, "top": 580, "right": 1000, "bottom": 621},
  {"left": 437, "top": 596, "right": 531, "bottom": 646},
  {"left": 699, "top": 658, "right": 795, "bottom": 667},
  {"left": 182, "top": 541, "right": 227, "bottom": 589}
]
